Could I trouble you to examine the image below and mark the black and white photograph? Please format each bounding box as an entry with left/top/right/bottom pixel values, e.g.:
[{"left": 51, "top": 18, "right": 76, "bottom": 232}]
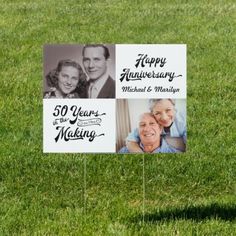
[{"left": 43, "top": 44, "right": 116, "bottom": 99}]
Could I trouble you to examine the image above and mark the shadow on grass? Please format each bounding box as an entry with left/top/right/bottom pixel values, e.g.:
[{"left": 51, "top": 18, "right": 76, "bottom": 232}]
[{"left": 131, "top": 203, "right": 236, "bottom": 223}]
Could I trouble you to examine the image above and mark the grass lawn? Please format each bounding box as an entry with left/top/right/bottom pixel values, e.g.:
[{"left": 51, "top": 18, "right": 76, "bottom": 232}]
[{"left": 0, "top": 0, "right": 236, "bottom": 235}]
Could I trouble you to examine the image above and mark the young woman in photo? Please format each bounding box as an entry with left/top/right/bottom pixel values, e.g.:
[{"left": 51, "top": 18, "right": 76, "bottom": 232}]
[{"left": 44, "top": 59, "right": 87, "bottom": 98}]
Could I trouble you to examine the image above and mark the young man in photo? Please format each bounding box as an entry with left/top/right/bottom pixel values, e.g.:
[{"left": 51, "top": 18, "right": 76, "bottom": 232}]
[{"left": 82, "top": 44, "right": 115, "bottom": 98}]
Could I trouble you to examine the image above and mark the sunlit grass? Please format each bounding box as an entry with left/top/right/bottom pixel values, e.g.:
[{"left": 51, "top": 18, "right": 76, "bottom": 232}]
[{"left": 0, "top": 0, "right": 235, "bottom": 234}]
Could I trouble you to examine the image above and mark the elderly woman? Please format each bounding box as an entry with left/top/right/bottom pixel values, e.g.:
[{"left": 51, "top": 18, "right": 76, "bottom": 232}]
[
  {"left": 44, "top": 59, "right": 87, "bottom": 98},
  {"left": 126, "top": 99, "right": 186, "bottom": 152}
]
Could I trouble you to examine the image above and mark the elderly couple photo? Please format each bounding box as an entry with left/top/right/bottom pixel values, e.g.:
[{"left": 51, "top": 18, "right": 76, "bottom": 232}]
[
  {"left": 43, "top": 44, "right": 115, "bottom": 99},
  {"left": 117, "top": 99, "right": 186, "bottom": 153}
]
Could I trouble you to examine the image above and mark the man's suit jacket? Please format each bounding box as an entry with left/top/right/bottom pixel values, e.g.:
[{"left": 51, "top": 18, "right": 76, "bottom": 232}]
[
  {"left": 97, "top": 76, "right": 115, "bottom": 98},
  {"left": 86, "top": 76, "right": 115, "bottom": 98}
]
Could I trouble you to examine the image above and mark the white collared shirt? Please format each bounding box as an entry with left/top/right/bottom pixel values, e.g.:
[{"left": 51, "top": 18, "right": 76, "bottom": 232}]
[{"left": 88, "top": 72, "right": 109, "bottom": 98}]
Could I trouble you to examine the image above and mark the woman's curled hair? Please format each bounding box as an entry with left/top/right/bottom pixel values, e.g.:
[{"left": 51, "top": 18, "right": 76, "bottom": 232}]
[{"left": 46, "top": 59, "right": 87, "bottom": 96}]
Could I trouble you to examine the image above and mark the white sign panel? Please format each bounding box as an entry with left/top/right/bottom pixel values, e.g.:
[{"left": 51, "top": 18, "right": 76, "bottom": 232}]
[
  {"left": 43, "top": 99, "right": 116, "bottom": 153},
  {"left": 116, "top": 44, "right": 186, "bottom": 99}
]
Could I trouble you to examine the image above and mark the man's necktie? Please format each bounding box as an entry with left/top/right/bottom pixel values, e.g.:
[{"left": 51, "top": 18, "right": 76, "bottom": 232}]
[{"left": 89, "top": 83, "right": 96, "bottom": 98}]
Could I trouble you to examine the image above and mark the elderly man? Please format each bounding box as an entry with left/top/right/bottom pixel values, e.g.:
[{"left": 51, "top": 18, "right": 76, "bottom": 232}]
[
  {"left": 82, "top": 44, "right": 115, "bottom": 98},
  {"left": 119, "top": 113, "right": 178, "bottom": 153}
]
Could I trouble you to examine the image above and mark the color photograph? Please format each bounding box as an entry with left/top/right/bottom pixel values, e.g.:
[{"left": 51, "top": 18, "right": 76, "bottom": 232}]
[{"left": 116, "top": 99, "right": 186, "bottom": 153}]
